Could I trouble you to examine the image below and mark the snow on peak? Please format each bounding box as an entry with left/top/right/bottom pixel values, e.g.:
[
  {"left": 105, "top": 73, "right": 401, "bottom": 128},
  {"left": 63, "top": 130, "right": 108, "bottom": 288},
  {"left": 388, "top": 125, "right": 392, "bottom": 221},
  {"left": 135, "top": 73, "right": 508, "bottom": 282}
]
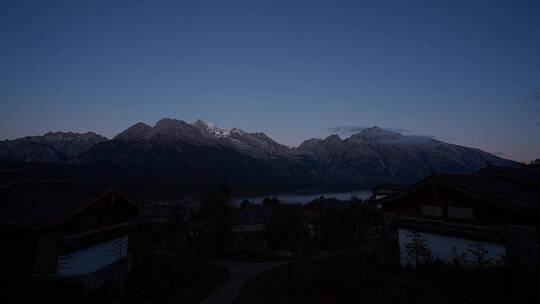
[
  {"left": 194, "top": 119, "right": 231, "bottom": 137},
  {"left": 231, "top": 127, "right": 248, "bottom": 135}
]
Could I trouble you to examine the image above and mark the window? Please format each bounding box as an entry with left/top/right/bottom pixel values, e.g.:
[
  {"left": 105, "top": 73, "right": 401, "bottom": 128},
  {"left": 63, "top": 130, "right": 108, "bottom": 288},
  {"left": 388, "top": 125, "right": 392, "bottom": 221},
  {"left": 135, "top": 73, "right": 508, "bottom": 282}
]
[
  {"left": 447, "top": 207, "right": 474, "bottom": 220},
  {"left": 421, "top": 205, "right": 443, "bottom": 217}
]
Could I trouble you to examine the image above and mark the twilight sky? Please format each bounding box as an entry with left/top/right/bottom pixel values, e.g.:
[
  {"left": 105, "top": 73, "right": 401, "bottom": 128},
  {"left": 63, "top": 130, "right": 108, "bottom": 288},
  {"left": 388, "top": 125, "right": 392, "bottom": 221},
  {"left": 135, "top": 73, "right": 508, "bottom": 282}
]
[{"left": 1, "top": 0, "right": 539, "bottom": 162}]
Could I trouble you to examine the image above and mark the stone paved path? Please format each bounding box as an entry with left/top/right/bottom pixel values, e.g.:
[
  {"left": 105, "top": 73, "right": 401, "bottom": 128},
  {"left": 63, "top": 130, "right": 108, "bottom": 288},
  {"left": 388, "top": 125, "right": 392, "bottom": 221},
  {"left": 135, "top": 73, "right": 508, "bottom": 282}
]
[
  {"left": 200, "top": 251, "right": 350, "bottom": 304},
  {"left": 200, "top": 259, "right": 289, "bottom": 304}
]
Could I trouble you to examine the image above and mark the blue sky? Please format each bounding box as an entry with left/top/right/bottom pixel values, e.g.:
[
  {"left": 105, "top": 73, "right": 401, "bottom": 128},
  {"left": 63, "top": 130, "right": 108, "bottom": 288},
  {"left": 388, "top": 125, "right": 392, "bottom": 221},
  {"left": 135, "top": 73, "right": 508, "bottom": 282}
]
[{"left": 1, "top": 0, "right": 539, "bottom": 161}]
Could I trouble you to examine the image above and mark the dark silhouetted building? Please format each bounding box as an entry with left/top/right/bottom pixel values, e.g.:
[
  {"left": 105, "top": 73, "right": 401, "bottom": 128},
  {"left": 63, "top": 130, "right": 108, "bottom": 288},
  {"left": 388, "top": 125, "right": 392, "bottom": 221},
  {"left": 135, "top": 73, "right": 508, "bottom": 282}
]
[
  {"left": 381, "top": 165, "right": 540, "bottom": 265},
  {"left": 0, "top": 180, "right": 142, "bottom": 284}
]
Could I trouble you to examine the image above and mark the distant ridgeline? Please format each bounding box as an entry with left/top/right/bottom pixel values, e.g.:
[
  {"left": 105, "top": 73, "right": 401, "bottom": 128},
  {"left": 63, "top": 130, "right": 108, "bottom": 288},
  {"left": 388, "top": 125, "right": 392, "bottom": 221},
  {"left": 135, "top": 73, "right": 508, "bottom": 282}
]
[{"left": 0, "top": 119, "right": 518, "bottom": 193}]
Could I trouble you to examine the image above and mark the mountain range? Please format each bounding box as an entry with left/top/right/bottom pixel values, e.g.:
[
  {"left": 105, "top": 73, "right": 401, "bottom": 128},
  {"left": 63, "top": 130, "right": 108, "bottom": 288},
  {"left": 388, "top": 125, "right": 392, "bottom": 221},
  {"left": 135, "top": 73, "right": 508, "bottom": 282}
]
[
  {"left": 0, "top": 132, "right": 107, "bottom": 163},
  {"left": 0, "top": 118, "right": 517, "bottom": 187}
]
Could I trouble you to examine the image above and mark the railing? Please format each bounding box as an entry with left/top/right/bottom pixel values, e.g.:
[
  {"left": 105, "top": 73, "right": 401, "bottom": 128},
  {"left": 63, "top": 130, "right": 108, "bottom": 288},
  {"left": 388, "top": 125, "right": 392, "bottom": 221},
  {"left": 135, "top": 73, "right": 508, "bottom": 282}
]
[{"left": 387, "top": 215, "right": 504, "bottom": 241}]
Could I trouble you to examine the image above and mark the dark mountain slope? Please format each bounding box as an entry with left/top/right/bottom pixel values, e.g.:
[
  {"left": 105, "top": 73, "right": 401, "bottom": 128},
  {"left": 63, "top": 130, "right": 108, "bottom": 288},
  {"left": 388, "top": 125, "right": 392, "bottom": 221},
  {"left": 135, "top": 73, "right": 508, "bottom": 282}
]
[
  {"left": 0, "top": 122, "right": 518, "bottom": 188},
  {"left": 0, "top": 132, "right": 106, "bottom": 163}
]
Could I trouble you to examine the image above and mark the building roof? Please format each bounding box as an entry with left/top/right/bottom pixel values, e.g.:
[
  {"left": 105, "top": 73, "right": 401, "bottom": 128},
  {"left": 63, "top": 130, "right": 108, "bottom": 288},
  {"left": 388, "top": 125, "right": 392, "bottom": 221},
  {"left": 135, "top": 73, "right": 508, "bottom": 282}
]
[
  {"left": 141, "top": 196, "right": 201, "bottom": 224},
  {"left": 0, "top": 180, "right": 141, "bottom": 227},
  {"left": 438, "top": 173, "right": 540, "bottom": 212},
  {"left": 380, "top": 165, "right": 540, "bottom": 215},
  {"left": 478, "top": 165, "right": 540, "bottom": 186}
]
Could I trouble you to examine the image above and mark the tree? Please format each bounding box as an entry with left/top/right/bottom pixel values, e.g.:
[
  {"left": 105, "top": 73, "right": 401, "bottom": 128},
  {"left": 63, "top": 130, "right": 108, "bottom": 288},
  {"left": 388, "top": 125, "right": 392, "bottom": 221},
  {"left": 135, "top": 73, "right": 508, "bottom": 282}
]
[
  {"left": 313, "top": 207, "right": 342, "bottom": 251},
  {"left": 262, "top": 197, "right": 280, "bottom": 207},
  {"left": 465, "top": 243, "right": 502, "bottom": 268},
  {"left": 240, "top": 199, "right": 251, "bottom": 209},
  {"left": 524, "top": 159, "right": 540, "bottom": 168},
  {"left": 167, "top": 202, "right": 196, "bottom": 276},
  {"left": 265, "top": 204, "right": 309, "bottom": 252},
  {"left": 192, "top": 183, "right": 232, "bottom": 257},
  {"left": 404, "top": 231, "right": 433, "bottom": 266},
  {"left": 313, "top": 202, "right": 371, "bottom": 252}
]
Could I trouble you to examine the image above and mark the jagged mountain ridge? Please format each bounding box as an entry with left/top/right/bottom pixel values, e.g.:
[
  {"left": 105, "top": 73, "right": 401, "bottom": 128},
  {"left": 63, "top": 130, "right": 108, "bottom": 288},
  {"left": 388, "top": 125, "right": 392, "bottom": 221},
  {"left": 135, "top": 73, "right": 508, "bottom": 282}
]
[
  {"left": 113, "top": 118, "right": 290, "bottom": 159},
  {"left": 0, "top": 120, "right": 518, "bottom": 185},
  {"left": 0, "top": 131, "right": 107, "bottom": 163},
  {"left": 72, "top": 118, "right": 307, "bottom": 186},
  {"left": 292, "top": 127, "right": 514, "bottom": 182}
]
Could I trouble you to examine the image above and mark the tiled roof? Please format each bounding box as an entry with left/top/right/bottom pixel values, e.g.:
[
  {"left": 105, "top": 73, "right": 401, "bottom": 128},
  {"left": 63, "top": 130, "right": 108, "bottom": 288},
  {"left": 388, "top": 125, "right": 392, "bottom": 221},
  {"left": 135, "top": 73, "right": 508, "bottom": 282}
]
[
  {"left": 478, "top": 165, "right": 540, "bottom": 185},
  {"left": 380, "top": 165, "right": 540, "bottom": 214},
  {"left": 439, "top": 173, "right": 540, "bottom": 212},
  {"left": 389, "top": 216, "right": 505, "bottom": 241}
]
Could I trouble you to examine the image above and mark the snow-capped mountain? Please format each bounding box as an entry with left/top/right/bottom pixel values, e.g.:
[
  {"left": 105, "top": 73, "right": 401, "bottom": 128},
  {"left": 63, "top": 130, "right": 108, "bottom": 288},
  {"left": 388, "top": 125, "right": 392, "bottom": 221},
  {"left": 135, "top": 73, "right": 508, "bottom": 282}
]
[
  {"left": 192, "top": 118, "right": 290, "bottom": 158},
  {"left": 348, "top": 126, "right": 403, "bottom": 142},
  {"left": 0, "top": 120, "right": 518, "bottom": 186},
  {"left": 111, "top": 118, "right": 289, "bottom": 159},
  {"left": 114, "top": 118, "right": 216, "bottom": 147},
  {"left": 0, "top": 131, "right": 107, "bottom": 163},
  {"left": 193, "top": 119, "right": 231, "bottom": 138},
  {"left": 293, "top": 127, "right": 515, "bottom": 182},
  {"left": 113, "top": 122, "right": 152, "bottom": 142}
]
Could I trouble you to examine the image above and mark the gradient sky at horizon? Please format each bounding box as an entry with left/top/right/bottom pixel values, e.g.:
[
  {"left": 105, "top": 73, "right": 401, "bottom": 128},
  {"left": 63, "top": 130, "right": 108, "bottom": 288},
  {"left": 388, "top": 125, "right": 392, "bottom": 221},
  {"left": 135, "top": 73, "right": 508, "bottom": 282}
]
[{"left": 1, "top": 0, "right": 539, "bottom": 161}]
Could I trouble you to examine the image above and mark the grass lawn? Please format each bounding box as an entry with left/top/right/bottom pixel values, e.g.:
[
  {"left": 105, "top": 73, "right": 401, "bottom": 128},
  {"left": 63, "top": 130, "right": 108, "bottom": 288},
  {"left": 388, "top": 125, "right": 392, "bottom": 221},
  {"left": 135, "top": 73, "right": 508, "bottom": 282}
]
[{"left": 233, "top": 256, "right": 540, "bottom": 304}]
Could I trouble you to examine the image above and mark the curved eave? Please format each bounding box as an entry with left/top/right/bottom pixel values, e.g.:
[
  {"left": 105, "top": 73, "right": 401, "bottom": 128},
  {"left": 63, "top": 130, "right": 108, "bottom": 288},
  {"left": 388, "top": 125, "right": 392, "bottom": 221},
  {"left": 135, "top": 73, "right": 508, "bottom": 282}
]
[
  {"left": 1, "top": 184, "right": 143, "bottom": 230},
  {"left": 380, "top": 174, "right": 540, "bottom": 216}
]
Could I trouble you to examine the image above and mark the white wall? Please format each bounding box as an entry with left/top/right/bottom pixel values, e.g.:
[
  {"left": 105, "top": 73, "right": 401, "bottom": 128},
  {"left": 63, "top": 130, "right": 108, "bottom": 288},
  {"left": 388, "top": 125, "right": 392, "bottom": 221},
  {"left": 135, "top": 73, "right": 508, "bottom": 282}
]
[
  {"left": 398, "top": 228, "right": 505, "bottom": 266},
  {"left": 57, "top": 236, "right": 128, "bottom": 276}
]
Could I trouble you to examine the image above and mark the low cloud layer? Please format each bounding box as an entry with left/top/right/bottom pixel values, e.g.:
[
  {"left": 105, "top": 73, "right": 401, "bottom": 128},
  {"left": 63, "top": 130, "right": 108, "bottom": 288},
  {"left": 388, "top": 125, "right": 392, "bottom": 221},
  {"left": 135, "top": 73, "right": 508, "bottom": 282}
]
[
  {"left": 327, "top": 126, "right": 410, "bottom": 137},
  {"left": 326, "top": 125, "right": 439, "bottom": 146}
]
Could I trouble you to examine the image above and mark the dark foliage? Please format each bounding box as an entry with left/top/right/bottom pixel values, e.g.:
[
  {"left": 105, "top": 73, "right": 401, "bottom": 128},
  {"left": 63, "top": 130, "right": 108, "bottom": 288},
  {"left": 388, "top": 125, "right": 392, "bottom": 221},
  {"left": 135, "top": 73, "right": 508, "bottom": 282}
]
[
  {"left": 312, "top": 202, "right": 375, "bottom": 251},
  {"left": 265, "top": 204, "right": 310, "bottom": 251},
  {"left": 190, "top": 183, "right": 233, "bottom": 257},
  {"left": 233, "top": 256, "right": 540, "bottom": 304}
]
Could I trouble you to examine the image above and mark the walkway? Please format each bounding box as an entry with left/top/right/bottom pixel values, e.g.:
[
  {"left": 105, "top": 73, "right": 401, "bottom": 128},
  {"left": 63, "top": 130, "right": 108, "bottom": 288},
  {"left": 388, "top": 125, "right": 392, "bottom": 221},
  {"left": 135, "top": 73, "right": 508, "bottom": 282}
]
[
  {"left": 200, "top": 250, "right": 350, "bottom": 304},
  {"left": 200, "top": 259, "right": 289, "bottom": 304}
]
